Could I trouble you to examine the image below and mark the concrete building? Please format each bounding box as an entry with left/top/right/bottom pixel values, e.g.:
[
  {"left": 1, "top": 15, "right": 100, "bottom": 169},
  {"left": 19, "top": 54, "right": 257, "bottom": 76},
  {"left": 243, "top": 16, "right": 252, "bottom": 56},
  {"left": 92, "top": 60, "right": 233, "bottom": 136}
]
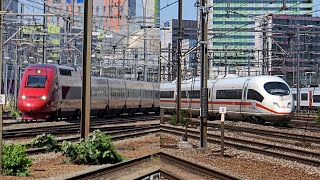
[
  {"left": 161, "top": 19, "right": 198, "bottom": 81},
  {"left": 208, "top": 0, "right": 313, "bottom": 77},
  {"left": 142, "top": 0, "right": 160, "bottom": 27},
  {"left": 255, "top": 15, "right": 320, "bottom": 87},
  {"left": 46, "top": 0, "right": 136, "bottom": 30}
]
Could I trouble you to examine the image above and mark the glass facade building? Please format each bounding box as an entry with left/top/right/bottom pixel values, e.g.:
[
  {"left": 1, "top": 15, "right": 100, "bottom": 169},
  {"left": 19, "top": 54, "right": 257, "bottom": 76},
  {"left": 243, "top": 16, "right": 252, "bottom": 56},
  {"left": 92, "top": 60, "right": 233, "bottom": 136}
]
[
  {"left": 256, "top": 15, "right": 320, "bottom": 87},
  {"left": 209, "top": 0, "right": 313, "bottom": 76}
]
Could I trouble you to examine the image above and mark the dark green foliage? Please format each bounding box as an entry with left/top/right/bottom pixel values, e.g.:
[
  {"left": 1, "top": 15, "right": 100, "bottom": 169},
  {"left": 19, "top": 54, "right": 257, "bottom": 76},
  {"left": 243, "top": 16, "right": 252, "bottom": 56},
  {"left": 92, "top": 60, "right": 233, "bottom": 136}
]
[
  {"left": 7, "top": 100, "right": 21, "bottom": 118},
  {"left": 169, "top": 114, "right": 178, "bottom": 126},
  {"left": 29, "top": 133, "right": 61, "bottom": 152},
  {"left": 60, "top": 130, "right": 125, "bottom": 164},
  {"left": 169, "top": 110, "right": 190, "bottom": 126},
  {"left": 317, "top": 109, "right": 320, "bottom": 123},
  {"left": 2, "top": 144, "right": 32, "bottom": 176}
]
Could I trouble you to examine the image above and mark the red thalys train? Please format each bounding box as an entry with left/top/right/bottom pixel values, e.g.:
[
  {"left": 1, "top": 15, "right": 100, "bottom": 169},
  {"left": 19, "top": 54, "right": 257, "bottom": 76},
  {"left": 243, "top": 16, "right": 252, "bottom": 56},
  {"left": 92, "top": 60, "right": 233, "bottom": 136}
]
[{"left": 18, "top": 64, "right": 160, "bottom": 121}]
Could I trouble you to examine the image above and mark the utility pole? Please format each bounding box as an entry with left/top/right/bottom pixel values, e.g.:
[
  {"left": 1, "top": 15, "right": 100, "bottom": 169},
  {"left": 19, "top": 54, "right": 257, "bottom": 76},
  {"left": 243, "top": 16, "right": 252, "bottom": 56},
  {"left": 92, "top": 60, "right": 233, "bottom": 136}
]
[
  {"left": 296, "top": 25, "right": 300, "bottom": 112},
  {"left": 200, "top": 0, "right": 208, "bottom": 148},
  {"left": 168, "top": 43, "right": 171, "bottom": 81},
  {"left": 262, "top": 18, "right": 267, "bottom": 75},
  {"left": 81, "top": 0, "right": 93, "bottom": 140},
  {"left": 14, "top": 45, "right": 18, "bottom": 108},
  {"left": 176, "top": 0, "right": 182, "bottom": 123},
  {"left": 143, "top": 0, "right": 147, "bottom": 81},
  {"left": 0, "top": 0, "right": 4, "bottom": 174},
  {"left": 42, "top": 0, "right": 46, "bottom": 64}
]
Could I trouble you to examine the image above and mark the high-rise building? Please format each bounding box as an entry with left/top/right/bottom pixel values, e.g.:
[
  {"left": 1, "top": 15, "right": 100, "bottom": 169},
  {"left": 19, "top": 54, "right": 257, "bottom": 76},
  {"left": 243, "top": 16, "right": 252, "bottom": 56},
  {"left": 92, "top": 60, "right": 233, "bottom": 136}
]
[
  {"left": 142, "top": 0, "right": 160, "bottom": 27},
  {"left": 255, "top": 14, "right": 320, "bottom": 87},
  {"left": 46, "top": 0, "right": 136, "bottom": 30},
  {"left": 209, "top": 0, "right": 313, "bottom": 77},
  {"left": 161, "top": 19, "right": 197, "bottom": 81}
]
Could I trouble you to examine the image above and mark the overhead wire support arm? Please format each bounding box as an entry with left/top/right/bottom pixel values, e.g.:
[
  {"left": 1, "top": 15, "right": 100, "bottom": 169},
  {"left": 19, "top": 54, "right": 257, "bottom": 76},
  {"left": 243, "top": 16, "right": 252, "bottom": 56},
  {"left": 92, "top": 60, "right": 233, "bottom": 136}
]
[{"left": 3, "top": 24, "right": 27, "bottom": 45}]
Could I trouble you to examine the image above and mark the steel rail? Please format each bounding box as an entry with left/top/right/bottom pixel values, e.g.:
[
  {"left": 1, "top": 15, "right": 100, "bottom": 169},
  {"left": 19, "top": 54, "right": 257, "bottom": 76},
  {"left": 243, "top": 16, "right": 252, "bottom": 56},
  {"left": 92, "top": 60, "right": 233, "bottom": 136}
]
[
  {"left": 160, "top": 152, "right": 240, "bottom": 180},
  {"left": 6, "top": 123, "right": 160, "bottom": 139},
  {"left": 161, "top": 125, "right": 320, "bottom": 167},
  {"left": 64, "top": 152, "right": 240, "bottom": 180},
  {"left": 204, "top": 123, "right": 320, "bottom": 144},
  {"left": 64, "top": 153, "right": 159, "bottom": 180}
]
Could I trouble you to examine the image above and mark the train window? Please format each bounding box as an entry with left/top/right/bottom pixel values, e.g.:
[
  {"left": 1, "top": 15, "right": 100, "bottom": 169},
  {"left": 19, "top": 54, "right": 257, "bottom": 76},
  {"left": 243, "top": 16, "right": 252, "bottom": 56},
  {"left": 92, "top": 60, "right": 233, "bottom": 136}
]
[
  {"left": 216, "top": 89, "right": 242, "bottom": 99},
  {"left": 301, "top": 93, "right": 308, "bottom": 101},
  {"left": 160, "top": 91, "right": 174, "bottom": 98},
  {"left": 26, "top": 75, "right": 47, "bottom": 88},
  {"left": 181, "top": 91, "right": 187, "bottom": 98},
  {"left": 247, "top": 89, "right": 264, "bottom": 102},
  {"left": 264, "top": 82, "right": 290, "bottom": 96},
  {"left": 313, "top": 95, "right": 320, "bottom": 103},
  {"left": 293, "top": 94, "right": 297, "bottom": 101},
  {"left": 188, "top": 90, "right": 200, "bottom": 98},
  {"left": 155, "top": 91, "right": 160, "bottom": 98},
  {"left": 59, "top": 68, "right": 72, "bottom": 76}
]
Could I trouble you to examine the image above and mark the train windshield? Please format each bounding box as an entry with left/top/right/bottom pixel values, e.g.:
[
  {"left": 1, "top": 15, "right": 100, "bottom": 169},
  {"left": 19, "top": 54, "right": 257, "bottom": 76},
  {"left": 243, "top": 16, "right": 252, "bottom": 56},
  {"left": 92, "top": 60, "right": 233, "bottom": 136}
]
[
  {"left": 264, "top": 82, "right": 290, "bottom": 96},
  {"left": 26, "top": 75, "right": 47, "bottom": 88}
]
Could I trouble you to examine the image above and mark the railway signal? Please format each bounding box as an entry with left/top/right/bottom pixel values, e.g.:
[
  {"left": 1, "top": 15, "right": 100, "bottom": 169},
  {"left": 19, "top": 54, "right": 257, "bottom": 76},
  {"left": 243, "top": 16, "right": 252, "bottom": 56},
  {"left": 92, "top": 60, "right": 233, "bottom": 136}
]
[
  {"left": 0, "top": 95, "right": 5, "bottom": 105},
  {"left": 219, "top": 107, "right": 226, "bottom": 157}
]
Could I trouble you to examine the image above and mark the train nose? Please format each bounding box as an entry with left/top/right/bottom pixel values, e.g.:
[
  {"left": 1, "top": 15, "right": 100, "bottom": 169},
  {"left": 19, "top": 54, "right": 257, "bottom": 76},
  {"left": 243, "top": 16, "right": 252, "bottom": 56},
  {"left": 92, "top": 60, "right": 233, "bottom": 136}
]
[{"left": 18, "top": 99, "right": 47, "bottom": 113}]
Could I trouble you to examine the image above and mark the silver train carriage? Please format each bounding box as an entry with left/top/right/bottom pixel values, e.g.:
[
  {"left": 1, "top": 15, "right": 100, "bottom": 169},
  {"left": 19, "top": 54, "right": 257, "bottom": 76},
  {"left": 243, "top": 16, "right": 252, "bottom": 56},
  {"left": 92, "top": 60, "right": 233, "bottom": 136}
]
[
  {"left": 160, "top": 75, "right": 294, "bottom": 124},
  {"left": 18, "top": 64, "right": 160, "bottom": 120},
  {"left": 291, "top": 87, "right": 320, "bottom": 111}
]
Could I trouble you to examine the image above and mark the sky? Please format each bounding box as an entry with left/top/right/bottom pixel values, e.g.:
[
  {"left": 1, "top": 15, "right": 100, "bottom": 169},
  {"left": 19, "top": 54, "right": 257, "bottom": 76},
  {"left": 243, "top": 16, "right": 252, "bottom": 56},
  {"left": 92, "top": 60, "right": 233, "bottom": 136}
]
[{"left": 160, "top": 0, "right": 197, "bottom": 22}]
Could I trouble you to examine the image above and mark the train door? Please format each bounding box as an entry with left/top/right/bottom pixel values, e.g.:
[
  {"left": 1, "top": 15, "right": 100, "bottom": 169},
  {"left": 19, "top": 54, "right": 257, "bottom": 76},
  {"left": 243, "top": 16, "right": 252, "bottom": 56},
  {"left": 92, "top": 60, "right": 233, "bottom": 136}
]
[
  {"left": 240, "top": 79, "right": 250, "bottom": 119},
  {"left": 208, "top": 80, "right": 218, "bottom": 117},
  {"left": 309, "top": 90, "right": 313, "bottom": 110}
]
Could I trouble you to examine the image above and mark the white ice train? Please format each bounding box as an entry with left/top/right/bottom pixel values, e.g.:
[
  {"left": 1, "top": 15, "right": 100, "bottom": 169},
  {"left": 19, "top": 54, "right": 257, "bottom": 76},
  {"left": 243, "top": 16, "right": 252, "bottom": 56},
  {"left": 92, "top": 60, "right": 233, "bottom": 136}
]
[{"left": 160, "top": 76, "right": 294, "bottom": 125}]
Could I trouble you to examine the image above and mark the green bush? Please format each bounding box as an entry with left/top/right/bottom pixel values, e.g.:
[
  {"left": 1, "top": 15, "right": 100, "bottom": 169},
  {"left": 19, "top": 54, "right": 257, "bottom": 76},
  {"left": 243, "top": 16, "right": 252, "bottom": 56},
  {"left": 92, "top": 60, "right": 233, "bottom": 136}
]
[
  {"left": 169, "top": 114, "right": 178, "bottom": 126},
  {"left": 8, "top": 100, "right": 21, "bottom": 118},
  {"left": 317, "top": 109, "right": 320, "bottom": 123},
  {"left": 29, "top": 133, "right": 61, "bottom": 152},
  {"left": 2, "top": 144, "right": 32, "bottom": 176},
  {"left": 169, "top": 110, "right": 190, "bottom": 126},
  {"left": 60, "top": 130, "right": 125, "bottom": 164}
]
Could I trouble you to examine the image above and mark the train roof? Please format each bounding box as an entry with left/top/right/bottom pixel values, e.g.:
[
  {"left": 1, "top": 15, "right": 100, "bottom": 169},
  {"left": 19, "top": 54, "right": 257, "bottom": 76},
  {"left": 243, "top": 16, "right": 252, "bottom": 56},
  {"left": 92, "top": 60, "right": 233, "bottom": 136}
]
[
  {"left": 161, "top": 75, "right": 288, "bottom": 90},
  {"left": 25, "top": 64, "right": 159, "bottom": 84},
  {"left": 26, "top": 63, "right": 80, "bottom": 71}
]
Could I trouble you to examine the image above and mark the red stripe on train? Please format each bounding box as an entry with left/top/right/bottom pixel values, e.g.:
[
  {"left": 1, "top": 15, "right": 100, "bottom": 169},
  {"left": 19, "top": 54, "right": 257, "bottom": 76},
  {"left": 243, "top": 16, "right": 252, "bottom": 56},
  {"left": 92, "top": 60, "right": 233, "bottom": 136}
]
[{"left": 160, "top": 99, "right": 291, "bottom": 115}]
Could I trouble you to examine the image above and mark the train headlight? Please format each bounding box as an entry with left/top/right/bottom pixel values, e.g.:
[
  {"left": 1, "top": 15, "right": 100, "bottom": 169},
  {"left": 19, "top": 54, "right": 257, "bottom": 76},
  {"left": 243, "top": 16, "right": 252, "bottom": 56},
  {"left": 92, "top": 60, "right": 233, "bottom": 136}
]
[
  {"left": 273, "top": 102, "right": 280, "bottom": 108},
  {"left": 21, "top": 95, "right": 26, "bottom": 99},
  {"left": 287, "top": 102, "right": 291, "bottom": 108},
  {"left": 41, "top": 96, "right": 47, "bottom": 100}
]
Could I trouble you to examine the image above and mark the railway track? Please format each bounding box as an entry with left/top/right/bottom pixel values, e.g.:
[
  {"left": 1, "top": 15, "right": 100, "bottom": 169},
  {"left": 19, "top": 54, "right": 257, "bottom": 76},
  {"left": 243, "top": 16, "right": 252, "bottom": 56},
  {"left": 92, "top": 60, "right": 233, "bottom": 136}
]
[
  {"left": 64, "top": 152, "right": 240, "bottom": 180},
  {"left": 4, "top": 115, "right": 159, "bottom": 139},
  {"left": 205, "top": 123, "right": 320, "bottom": 145},
  {"left": 160, "top": 152, "right": 240, "bottom": 180},
  {"left": 161, "top": 125, "right": 320, "bottom": 167},
  {"left": 3, "top": 114, "right": 157, "bottom": 126}
]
